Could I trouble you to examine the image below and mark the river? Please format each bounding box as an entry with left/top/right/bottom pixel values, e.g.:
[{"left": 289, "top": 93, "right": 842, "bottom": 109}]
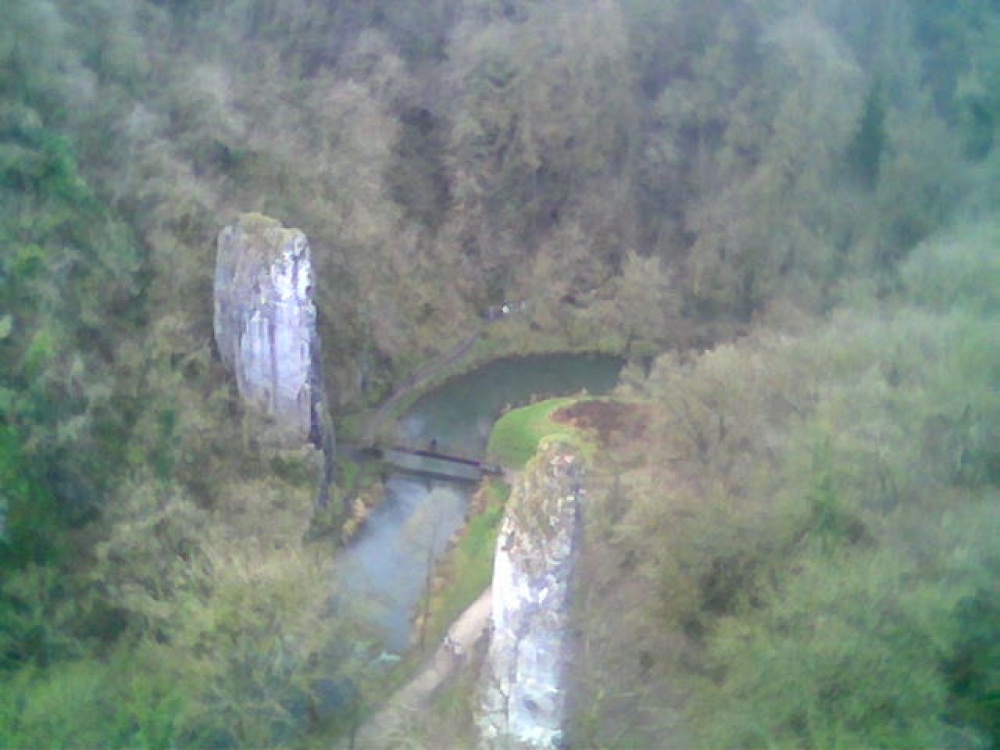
[{"left": 338, "top": 353, "right": 623, "bottom": 652}]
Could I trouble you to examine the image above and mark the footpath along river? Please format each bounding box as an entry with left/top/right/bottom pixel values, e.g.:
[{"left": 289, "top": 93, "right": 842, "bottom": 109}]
[{"left": 337, "top": 353, "right": 623, "bottom": 652}]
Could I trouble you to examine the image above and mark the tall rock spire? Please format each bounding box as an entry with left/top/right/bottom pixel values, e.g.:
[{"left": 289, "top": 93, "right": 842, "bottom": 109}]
[
  {"left": 213, "top": 213, "right": 331, "bottom": 456},
  {"left": 478, "top": 443, "right": 584, "bottom": 749}
]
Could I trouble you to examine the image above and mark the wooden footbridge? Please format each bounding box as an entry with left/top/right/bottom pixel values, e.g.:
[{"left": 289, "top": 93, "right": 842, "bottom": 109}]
[{"left": 352, "top": 442, "right": 504, "bottom": 484}]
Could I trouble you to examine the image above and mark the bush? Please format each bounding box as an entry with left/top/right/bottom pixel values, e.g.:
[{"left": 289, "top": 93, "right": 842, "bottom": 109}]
[
  {"left": 0, "top": 650, "right": 188, "bottom": 750},
  {"left": 688, "top": 547, "right": 973, "bottom": 749}
]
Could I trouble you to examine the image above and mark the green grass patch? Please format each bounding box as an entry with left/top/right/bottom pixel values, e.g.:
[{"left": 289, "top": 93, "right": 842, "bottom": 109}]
[
  {"left": 487, "top": 397, "right": 591, "bottom": 468},
  {"left": 426, "top": 498, "right": 504, "bottom": 635},
  {"left": 421, "top": 479, "right": 510, "bottom": 647}
]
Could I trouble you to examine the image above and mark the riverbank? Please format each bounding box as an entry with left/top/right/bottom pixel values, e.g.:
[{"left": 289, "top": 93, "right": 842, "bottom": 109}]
[
  {"left": 350, "top": 304, "right": 638, "bottom": 448},
  {"left": 360, "top": 332, "right": 483, "bottom": 446},
  {"left": 337, "top": 587, "right": 494, "bottom": 749}
]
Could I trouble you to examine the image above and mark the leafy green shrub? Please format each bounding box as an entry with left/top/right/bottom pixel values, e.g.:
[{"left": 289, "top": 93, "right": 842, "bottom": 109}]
[
  {"left": 901, "top": 221, "right": 1000, "bottom": 315},
  {"left": 0, "top": 650, "right": 189, "bottom": 750},
  {"left": 688, "top": 538, "right": 992, "bottom": 749}
]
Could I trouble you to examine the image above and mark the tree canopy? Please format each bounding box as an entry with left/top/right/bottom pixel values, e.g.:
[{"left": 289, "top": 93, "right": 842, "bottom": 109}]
[{"left": 1, "top": 0, "right": 997, "bottom": 746}]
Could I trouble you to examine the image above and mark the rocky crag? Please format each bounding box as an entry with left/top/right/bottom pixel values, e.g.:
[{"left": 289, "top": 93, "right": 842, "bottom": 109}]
[
  {"left": 478, "top": 443, "right": 584, "bottom": 749},
  {"left": 213, "top": 214, "right": 335, "bottom": 490}
]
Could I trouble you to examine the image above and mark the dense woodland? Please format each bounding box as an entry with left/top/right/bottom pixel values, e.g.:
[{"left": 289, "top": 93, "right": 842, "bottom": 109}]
[{"left": 1, "top": 0, "right": 998, "bottom": 747}]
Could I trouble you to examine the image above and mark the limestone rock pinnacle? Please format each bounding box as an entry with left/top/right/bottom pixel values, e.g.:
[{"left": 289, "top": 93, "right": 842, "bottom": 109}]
[
  {"left": 213, "top": 213, "right": 326, "bottom": 447},
  {"left": 478, "top": 443, "right": 584, "bottom": 749}
]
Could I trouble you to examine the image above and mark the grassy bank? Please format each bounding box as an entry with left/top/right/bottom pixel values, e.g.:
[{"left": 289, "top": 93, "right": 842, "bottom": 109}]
[
  {"left": 420, "top": 479, "right": 509, "bottom": 644},
  {"left": 487, "top": 396, "right": 601, "bottom": 468}
]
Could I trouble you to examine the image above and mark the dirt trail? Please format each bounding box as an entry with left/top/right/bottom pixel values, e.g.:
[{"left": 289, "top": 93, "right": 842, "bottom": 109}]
[
  {"left": 361, "top": 332, "right": 481, "bottom": 445},
  {"left": 340, "top": 587, "right": 493, "bottom": 749}
]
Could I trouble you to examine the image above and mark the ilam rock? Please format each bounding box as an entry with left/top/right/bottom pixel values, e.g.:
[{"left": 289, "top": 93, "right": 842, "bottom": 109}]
[{"left": 213, "top": 213, "right": 332, "bottom": 453}]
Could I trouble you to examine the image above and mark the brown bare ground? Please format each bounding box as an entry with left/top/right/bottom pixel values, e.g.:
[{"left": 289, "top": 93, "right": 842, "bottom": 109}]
[{"left": 551, "top": 399, "right": 648, "bottom": 447}]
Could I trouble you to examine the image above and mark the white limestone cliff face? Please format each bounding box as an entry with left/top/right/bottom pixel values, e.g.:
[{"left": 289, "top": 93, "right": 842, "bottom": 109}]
[
  {"left": 214, "top": 213, "right": 325, "bottom": 447},
  {"left": 478, "top": 443, "right": 584, "bottom": 750}
]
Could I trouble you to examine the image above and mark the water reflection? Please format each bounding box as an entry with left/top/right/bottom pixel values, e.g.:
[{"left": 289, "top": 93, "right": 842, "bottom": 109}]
[{"left": 339, "top": 478, "right": 466, "bottom": 651}]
